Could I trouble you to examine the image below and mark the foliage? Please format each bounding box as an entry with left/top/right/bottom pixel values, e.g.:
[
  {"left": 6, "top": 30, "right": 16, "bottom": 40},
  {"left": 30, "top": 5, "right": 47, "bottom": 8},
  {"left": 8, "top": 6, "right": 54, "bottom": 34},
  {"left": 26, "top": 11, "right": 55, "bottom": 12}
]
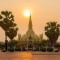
[
  {"left": 0, "top": 11, "right": 18, "bottom": 50},
  {"left": 45, "top": 22, "right": 60, "bottom": 45},
  {"left": 0, "top": 11, "right": 15, "bottom": 31},
  {"left": 0, "top": 42, "right": 5, "bottom": 50},
  {"left": 9, "top": 39, "right": 18, "bottom": 46},
  {"left": 7, "top": 27, "right": 18, "bottom": 40},
  {"left": 0, "top": 11, "right": 18, "bottom": 40},
  {"left": 39, "top": 39, "right": 49, "bottom": 46}
]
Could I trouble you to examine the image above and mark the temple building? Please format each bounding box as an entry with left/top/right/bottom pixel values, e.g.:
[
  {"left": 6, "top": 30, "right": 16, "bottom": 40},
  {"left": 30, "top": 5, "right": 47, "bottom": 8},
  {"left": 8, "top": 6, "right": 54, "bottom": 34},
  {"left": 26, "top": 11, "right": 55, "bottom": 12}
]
[{"left": 18, "top": 14, "right": 43, "bottom": 50}]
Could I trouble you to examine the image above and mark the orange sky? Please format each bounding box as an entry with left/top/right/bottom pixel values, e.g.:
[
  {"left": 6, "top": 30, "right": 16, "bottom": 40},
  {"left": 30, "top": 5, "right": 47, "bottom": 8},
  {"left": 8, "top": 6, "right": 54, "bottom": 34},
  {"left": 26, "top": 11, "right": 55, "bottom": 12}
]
[{"left": 0, "top": 0, "right": 60, "bottom": 42}]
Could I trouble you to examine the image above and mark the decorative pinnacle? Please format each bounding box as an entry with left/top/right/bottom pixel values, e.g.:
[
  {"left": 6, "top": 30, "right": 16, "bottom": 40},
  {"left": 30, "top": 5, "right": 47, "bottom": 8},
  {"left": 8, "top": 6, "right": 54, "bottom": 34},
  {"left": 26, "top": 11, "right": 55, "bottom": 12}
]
[{"left": 28, "top": 13, "right": 32, "bottom": 29}]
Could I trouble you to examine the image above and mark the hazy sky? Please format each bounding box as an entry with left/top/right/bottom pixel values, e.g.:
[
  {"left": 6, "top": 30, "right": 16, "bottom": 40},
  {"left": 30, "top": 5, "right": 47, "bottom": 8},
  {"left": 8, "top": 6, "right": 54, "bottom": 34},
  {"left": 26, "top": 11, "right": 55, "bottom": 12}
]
[{"left": 0, "top": 0, "right": 60, "bottom": 42}]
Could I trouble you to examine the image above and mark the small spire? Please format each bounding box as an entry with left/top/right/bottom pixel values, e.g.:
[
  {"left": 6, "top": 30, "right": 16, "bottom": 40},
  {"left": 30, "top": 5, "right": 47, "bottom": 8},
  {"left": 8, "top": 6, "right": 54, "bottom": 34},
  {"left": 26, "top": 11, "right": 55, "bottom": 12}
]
[
  {"left": 30, "top": 13, "right": 31, "bottom": 21},
  {"left": 28, "top": 13, "right": 32, "bottom": 29}
]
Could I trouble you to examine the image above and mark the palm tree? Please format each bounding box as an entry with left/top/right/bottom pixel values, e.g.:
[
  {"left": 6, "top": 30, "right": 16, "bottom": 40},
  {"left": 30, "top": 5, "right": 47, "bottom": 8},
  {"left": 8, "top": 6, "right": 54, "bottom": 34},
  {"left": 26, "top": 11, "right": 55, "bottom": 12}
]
[
  {"left": 45, "top": 22, "right": 60, "bottom": 47},
  {"left": 0, "top": 11, "right": 15, "bottom": 51},
  {"left": 6, "top": 27, "right": 18, "bottom": 51},
  {"left": 7, "top": 27, "right": 18, "bottom": 40}
]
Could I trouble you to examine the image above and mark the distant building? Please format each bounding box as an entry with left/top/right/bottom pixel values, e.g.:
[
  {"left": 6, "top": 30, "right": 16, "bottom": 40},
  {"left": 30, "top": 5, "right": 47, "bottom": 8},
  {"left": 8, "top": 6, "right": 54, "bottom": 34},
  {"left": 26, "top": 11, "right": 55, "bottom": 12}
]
[{"left": 18, "top": 14, "right": 43, "bottom": 50}]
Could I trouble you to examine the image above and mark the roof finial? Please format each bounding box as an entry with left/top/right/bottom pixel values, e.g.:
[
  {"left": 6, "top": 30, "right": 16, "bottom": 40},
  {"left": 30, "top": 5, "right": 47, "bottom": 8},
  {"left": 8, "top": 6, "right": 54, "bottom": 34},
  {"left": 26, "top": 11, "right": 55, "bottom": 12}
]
[{"left": 28, "top": 13, "right": 32, "bottom": 29}]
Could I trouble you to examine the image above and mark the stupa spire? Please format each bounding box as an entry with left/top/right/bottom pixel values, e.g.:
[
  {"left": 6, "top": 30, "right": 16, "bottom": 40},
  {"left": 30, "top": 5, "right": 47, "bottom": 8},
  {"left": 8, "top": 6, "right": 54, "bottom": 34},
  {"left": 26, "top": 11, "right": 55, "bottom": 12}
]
[{"left": 28, "top": 13, "right": 32, "bottom": 29}]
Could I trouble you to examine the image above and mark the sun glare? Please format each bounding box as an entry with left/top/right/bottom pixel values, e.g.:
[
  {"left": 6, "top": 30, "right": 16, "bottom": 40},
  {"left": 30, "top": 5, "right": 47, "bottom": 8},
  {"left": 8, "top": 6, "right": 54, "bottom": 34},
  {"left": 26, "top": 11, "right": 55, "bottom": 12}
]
[{"left": 24, "top": 10, "right": 31, "bottom": 17}]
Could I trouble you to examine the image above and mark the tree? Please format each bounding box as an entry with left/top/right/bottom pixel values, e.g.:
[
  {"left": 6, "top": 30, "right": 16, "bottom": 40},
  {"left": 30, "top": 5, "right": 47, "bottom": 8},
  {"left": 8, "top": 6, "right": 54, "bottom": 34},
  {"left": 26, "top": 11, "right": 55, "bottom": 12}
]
[
  {"left": 6, "top": 27, "right": 18, "bottom": 51},
  {"left": 8, "top": 39, "right": 18, "bottom": 51},
  {"left": 0, "top": 11, "right": 16, "bottom": 51},
  {"left": 7, "top": 27, "right": 18, "bottom": 40},
  {"left": 45, "top": 22, "right": 60, "bottom": 47},
  {"left": 39, "top": 39, "right": 48, "bottom": 46}
]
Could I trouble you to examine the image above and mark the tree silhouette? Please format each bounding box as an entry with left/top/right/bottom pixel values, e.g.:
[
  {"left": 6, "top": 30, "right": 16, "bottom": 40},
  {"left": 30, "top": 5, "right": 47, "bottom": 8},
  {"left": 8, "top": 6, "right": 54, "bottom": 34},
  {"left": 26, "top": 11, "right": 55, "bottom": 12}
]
[
  {"left": 7, "top": 27, "right": 18, "bottom": 40},
  {"left": 6, "top": 24, "right": 18, "bottom": 51},
  {"left": 8, "top": 39, "right": 18, "bottom": 51},
  {"left": 0, "top": 11, "right": 16, "bottom": 51},
  {"left": 45, "top": 22, "right": 60, "bottom": 47}
]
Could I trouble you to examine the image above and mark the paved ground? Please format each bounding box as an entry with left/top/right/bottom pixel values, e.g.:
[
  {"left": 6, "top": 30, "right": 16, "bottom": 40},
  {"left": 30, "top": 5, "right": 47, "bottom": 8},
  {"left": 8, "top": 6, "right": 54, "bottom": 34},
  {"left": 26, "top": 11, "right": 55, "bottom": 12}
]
[{"left": 0, "top": 52, "right": 60, "bottom": 60}]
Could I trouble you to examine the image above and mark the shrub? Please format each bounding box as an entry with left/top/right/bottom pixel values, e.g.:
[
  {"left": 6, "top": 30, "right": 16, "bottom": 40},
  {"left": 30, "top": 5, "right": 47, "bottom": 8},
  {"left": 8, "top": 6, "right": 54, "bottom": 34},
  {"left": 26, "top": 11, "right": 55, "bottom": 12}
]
[
  {"left": 47, "top": 48, "right": 53, "bottom": 52},
  {"left": 40, "top": 48, "right": 46, "bottom": 52}
]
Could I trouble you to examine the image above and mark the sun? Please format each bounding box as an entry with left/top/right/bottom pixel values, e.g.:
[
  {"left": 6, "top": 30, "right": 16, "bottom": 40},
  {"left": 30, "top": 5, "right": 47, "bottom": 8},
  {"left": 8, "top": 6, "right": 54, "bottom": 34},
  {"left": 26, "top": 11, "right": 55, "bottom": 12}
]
[{"left": 24, "top": 10, "right": 31, "bottom": 17}]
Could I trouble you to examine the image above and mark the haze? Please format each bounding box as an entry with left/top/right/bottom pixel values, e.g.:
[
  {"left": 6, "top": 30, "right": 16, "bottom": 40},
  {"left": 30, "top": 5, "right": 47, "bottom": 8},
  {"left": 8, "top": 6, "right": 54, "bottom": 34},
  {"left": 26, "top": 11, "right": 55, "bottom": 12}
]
[{"left": 0, "top": 0, "right": 60, "bottom": 42}]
